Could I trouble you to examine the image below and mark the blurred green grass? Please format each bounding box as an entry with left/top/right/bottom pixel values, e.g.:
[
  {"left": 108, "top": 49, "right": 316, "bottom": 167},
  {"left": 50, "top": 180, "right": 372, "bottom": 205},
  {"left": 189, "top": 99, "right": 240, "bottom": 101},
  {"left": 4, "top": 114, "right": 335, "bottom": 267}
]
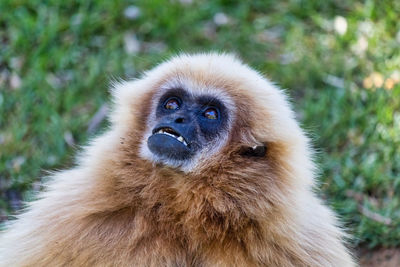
[{"left": 0, "top": 0, "right": 399, "bottom": 248}]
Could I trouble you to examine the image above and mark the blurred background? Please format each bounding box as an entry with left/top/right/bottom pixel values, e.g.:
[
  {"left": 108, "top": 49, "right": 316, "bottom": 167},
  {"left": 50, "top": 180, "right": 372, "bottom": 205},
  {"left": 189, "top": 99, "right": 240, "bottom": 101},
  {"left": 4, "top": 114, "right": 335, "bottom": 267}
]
[{"left": 0, "top": 0, "right": 399, "bottom": 264}]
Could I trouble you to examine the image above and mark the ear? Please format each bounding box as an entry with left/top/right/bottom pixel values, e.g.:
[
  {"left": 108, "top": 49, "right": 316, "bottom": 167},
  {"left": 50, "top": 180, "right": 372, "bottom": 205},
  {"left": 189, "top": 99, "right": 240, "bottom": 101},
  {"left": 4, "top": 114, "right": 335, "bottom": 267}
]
[
  {"left": 239, "top": 144, "right": 267, "bottom": 157},
  {"left": 237, "top": 129, "right": 267, "bottom": 157}
]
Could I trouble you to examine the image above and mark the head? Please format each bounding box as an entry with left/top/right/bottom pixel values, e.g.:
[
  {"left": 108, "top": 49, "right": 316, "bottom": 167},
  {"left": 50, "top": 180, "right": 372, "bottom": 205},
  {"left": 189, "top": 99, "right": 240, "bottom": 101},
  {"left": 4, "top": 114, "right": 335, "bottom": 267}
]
[{"left": 110, "top": 53, "right": 314, "bottom": 188}]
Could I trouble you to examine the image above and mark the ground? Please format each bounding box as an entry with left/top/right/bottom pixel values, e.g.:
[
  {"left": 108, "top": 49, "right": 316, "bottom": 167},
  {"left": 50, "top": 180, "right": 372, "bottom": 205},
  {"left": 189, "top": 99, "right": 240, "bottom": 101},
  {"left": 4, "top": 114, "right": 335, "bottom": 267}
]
[{"left": 359, "top": 248, "right": 400, "bottom": 267}]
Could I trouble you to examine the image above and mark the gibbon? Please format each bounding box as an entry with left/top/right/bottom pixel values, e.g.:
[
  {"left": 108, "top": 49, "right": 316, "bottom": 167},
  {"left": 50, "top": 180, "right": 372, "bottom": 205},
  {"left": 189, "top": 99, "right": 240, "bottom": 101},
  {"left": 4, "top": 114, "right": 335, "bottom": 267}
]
[{"left": 0, "top": 53, "right": 355, "bottom": 266}]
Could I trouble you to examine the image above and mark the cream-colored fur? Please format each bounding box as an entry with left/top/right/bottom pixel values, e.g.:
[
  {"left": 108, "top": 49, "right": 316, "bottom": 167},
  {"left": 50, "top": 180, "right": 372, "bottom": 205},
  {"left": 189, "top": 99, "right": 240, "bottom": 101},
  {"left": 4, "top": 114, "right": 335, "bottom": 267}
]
[{"left": 0, "top": 53, "right": 355, "bottom": 266}]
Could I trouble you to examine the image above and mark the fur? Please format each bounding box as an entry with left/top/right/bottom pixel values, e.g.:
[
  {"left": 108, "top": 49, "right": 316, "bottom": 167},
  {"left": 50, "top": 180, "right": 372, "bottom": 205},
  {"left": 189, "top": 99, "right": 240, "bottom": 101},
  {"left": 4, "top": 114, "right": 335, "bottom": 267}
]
[{"left": 0, "top": 53, "right": 355, "bottom": 266}]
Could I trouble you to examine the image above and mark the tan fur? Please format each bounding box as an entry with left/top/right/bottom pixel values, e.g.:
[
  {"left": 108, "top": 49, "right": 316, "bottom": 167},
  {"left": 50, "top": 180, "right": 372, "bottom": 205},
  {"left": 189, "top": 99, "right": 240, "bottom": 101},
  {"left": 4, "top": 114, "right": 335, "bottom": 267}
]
[{"left": 0, "top": 53, "right": 355, "bottom": 266}]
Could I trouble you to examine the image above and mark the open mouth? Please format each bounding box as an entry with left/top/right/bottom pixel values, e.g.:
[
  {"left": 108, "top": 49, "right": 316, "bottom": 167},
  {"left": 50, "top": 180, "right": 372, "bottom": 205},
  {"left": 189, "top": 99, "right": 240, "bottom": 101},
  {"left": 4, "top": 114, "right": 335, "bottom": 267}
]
[{"left": 153, "top": 127, "right": 188, "bottom": 147}]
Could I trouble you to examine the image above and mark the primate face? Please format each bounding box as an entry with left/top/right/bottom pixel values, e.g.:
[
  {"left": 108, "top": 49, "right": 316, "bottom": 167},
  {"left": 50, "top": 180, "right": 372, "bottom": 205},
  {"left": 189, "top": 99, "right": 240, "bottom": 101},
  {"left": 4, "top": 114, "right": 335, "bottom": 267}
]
[
  {"left": 147, "top": 87, "right": 229, "bottom": 162},
  {"left": 137, "top": 75, "right": 237, "bottom": 171},
  {"left": 138, "top": 71, "right": 269, "bottom": 171}
]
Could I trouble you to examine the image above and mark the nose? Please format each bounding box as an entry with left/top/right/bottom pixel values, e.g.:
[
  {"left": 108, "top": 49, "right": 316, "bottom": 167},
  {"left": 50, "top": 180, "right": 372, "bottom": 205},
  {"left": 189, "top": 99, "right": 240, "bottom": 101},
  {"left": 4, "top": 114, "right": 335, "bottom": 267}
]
[
  {"left": 169, "top": 108, "right": 193, "bottom": 124},
  {"left": 171, "top": 110, "right": 190, "bottom": 124},
  {"left": 175, "top": 117, "right": 184, "bottom": 123}
]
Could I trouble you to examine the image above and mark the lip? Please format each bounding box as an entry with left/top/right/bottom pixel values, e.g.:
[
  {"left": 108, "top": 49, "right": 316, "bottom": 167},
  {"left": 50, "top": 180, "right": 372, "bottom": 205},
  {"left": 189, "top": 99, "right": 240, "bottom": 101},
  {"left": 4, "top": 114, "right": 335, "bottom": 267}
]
[{"left": 152, "top": 126, "right": 188, "bottom": 147}]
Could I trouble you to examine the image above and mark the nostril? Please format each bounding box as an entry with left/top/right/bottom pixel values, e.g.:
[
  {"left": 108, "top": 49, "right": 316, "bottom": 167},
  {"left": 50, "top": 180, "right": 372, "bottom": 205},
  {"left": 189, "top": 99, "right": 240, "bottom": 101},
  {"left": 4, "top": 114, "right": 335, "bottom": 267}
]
[{"left": 175, "top": 117, "right": 184, "bottom": 123}]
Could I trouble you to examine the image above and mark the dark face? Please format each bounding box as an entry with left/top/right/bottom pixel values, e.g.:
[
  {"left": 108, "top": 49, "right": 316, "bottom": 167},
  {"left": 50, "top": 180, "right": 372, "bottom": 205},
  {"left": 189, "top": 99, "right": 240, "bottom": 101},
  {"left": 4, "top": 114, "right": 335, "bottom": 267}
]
[{"left": 147, "top": 88, "right": 228, "bottom": 161}]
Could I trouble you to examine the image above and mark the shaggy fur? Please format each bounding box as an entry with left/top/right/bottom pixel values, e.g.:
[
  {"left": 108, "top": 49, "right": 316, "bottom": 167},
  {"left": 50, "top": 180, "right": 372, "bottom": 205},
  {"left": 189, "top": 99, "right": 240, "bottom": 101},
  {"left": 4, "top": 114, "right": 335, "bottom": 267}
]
[{"left": 0, "top": 53, "right": 355, "bottom": 266}]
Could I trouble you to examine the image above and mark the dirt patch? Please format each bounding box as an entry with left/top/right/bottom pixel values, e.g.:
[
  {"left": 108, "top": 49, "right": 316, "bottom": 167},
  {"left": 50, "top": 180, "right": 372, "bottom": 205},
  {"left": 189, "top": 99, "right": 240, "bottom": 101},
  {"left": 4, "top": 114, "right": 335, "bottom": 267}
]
[{"left": 359, "top": 248, "right": 400, "bottom": 267}]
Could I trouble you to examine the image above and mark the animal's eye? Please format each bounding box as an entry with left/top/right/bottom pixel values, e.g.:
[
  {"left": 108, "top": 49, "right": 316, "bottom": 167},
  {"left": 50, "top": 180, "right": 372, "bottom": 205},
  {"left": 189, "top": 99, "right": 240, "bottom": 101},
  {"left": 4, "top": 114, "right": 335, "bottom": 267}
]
[
  {"left": 164, "top": 98, "right": 180, "bottom": 110},
  {"left": 204, "top": 108, "right": 218, "bottom": 120}
]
